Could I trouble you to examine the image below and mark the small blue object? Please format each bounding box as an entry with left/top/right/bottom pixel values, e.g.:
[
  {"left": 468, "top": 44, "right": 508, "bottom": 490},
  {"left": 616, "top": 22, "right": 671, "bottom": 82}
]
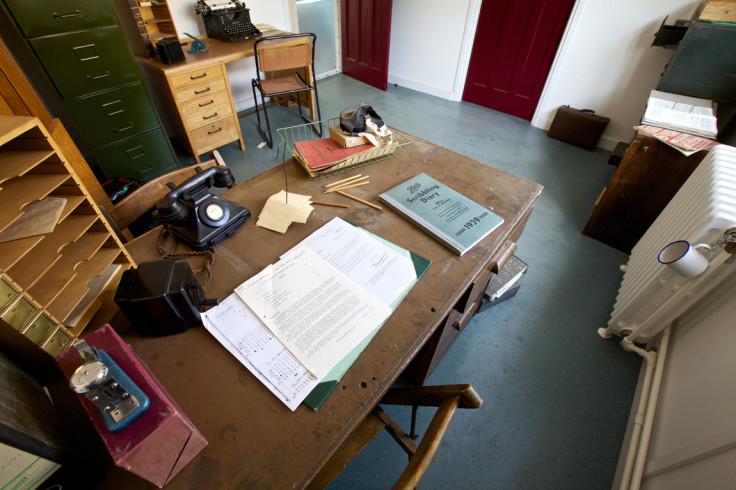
[
  {"left": 96, "top": 349, "right": 150, "bottom": 431},
  {"left": 184, "top": 32, "right": 209, "bottom": 54}
]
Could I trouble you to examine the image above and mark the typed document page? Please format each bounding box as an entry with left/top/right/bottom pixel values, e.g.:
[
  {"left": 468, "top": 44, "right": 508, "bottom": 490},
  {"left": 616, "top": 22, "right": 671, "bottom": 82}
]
[{"left": 235, "top": 245, "right": 391, "bottom": 379}]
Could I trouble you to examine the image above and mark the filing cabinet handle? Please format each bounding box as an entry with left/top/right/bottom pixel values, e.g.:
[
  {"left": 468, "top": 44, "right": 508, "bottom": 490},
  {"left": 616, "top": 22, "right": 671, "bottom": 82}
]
[
  {"left": 53, "top": 10, "right": 81, "bottom": 19},
  {"left": 208, "top": 127, "right": 223, "bottom": 135},
  {"left": 203, "top": 112, "right": 218, "bottom": 120},
  {"left": 194, "top": 87, "right": 211, "bottom": 95},
  {"left": 199, "top": 99, "right": 215, "bottom": 107},
  {"left": 113, "top": 123, "right": 134, "bottom": 133},
  {"left": 87, "top": 71, "right": 111, "bottom": 81},
  {"left": 190, "top": 73, "right": 208, "bottom": 80}
]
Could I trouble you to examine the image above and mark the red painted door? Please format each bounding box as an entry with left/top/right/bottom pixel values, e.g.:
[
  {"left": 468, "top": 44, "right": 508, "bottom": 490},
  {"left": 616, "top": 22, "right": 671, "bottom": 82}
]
[
  {"left": 340, "top": 0, "right": 393, "bottom": 91},
  {"left": 463, "top": 0, "right": 574, "bottom": 120}
]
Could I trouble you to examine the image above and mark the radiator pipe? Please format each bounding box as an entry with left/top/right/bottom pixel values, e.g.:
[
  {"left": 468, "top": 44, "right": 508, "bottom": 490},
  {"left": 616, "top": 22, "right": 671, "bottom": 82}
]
[{"left": 617, "top": 325, "right": 672, "bottom": 490}]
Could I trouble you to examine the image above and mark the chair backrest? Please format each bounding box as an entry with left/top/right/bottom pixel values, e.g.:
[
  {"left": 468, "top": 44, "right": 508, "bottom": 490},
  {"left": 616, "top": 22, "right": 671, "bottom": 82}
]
[
  {"left": 104, "top": 151, "right": 229, "bottom": 241},
  {"left": 254, "top": 33, "right": 316, "bottom": 75},
  {"left": 308, "top": 384, "right": 483, "bottom": 490}
]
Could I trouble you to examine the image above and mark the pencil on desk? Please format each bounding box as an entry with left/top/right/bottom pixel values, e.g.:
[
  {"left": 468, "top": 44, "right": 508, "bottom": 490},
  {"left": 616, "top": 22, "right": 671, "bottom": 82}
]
[
  {"left": 324, "top": 181, "right": 370, "bottom": 193},
  {"left": 310, "top": 201, "right": 349, "bottom": 208},
  {"left": 336, "top": 190, "right": 382, "bottom": 211},
  {"left": 324, "top": 174, "right": 366, "bottom": 188}
]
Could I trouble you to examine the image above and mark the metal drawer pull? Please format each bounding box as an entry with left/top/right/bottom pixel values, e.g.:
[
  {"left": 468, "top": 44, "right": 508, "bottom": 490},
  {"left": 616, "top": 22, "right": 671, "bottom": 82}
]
[
  {"left": 203, "top": 112, "right": 218, "bottom": 120},
  {"left": 87, "top": 71, "right": 110, "bottom": 81},
  {"left": 208, "top": 127, "right": 223, "bottom": 135},
  {"left": 113, "top": 122, "right": 134, "bottom": 133},
  {"left": 190, "top": 73, "right": 207, "bottom": 80},
  {"left": 53, "top": 10, "right": 81, "bottom": 19},
  {"left": 199, "top": 99, "right": 215, "bottom": 107},
  {"left": 194, "top": 87, "right": 211, "bottom": 94}
]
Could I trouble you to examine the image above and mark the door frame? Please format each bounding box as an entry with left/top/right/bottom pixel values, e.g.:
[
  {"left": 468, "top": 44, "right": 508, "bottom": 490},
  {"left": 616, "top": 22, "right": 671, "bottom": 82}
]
[
  {"left": 452, "top": 0, "right": 587, "bottom": 126},
  {"left": 288, "top": 0, "right": 342, "bottom": 80}
]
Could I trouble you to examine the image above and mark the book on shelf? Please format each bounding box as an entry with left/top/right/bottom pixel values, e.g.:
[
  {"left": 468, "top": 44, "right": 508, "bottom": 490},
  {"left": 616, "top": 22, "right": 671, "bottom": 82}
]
[
  {"left": 293, "top": 138, "right": 374, "bottom": 170},
  {"left": 642, "top": 90, "right": 718, "bottom": 138},
  {"left": 378, "top": 173, "right": 504, "bottom": 256}
]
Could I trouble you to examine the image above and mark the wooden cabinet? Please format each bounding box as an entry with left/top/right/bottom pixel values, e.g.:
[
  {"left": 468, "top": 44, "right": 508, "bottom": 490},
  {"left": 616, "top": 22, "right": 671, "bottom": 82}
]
[
  {"left": 0, "top": 115, "right": 134, "bottom": 355},
  {"left": 0, "top": 0, "right": 179, "bottom": 182},
  {"left": 112, "top": 0, "right": 178, "bottom": 58},
  {"left": 141, "top": 58, "right": 244, "bottom": 164},
  {"left": 582, "top": 134, "right": 706, "bottom": 253}
]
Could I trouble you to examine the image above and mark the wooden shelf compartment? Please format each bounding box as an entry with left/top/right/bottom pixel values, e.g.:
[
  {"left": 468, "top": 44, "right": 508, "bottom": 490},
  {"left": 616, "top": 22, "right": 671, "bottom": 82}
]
[
  {"left": 0, "top": 150, "right": 55, "bottom": 185},
  {"left": 0, "top": 236, "right": 45, "bottom": 272},
  {"left": 47, "top": 247, "right": 122, "bottom": 328},
  {"left": 27, "top": 231, "right": 111, "bottom": 306},
  {"left": 66, "top": 263, "right": 126, "bottom": 336},
  {"left": 0, "top": 117, "right": 45, "bottom": 147},
  {"left": 0, "top": 173, "right": 69, "bottom": 232},
  {"left": 6, "top": 214, "right": 98, "bottom": 289}
]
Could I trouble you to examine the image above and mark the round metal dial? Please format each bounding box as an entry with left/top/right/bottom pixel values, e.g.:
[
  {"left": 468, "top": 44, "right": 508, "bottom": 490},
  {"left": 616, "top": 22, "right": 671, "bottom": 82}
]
[
  {"left": 70, "top": 360, "right": 109, "bottom": 394},
  {"left": 205, "top": 203, "right": 225, "bottom": 221}
]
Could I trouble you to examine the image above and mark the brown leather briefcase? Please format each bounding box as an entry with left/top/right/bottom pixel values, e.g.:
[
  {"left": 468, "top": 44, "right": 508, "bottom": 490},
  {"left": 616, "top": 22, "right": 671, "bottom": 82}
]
[{"left": 547, "top": 106, "right": 610, "bottom": 151}]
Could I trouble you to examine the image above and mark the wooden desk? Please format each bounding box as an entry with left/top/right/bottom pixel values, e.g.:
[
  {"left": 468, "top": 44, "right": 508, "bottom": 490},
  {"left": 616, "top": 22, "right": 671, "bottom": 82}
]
[
  {"left": 113, "top": 131, "right": 542, "bottom": 488},
  {"left": 139, "top": 26, "right": 316, "bottom": 164}
]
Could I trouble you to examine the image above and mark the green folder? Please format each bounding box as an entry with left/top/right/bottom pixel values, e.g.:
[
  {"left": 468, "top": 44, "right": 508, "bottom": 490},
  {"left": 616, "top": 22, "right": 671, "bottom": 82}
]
[{"left": 303, "top": 228, "right": 431, "bottom": 411}]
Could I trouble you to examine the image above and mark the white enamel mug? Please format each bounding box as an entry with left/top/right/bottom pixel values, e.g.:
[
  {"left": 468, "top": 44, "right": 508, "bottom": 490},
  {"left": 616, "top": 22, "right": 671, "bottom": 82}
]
[{"left": 658, "top": 240, "right": 712, "bottom": 277}]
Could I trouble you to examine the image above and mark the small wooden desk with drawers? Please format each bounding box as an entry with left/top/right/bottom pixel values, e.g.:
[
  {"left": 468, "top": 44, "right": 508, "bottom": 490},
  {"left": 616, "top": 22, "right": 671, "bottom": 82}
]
[{"left": 138, "top": 26, "right": 315, "bottom": 164}]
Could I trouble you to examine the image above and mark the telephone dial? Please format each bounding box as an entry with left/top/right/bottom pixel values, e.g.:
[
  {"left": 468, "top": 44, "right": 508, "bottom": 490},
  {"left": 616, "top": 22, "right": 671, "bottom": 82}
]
[{"left": 155, "top": 166, "right": 250, "bottom": 250}]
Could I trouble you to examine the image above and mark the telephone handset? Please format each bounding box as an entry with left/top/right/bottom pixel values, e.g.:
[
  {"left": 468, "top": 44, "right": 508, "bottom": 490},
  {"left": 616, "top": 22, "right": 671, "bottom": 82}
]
[{"left": 155, "top": 166, "right": 250, "bottom": 250}]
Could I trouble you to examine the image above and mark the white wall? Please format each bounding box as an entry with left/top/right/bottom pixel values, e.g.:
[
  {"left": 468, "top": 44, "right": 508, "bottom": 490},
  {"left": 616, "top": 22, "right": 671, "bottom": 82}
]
[
  {"left": 626, "top": 269, "right": 736, "bottom": 489},
  {"left": 532, "top": 0, "right": 699, "bottom": 150},
  {"left": 167, "top": 0, "right": 292, "bottom": 112}
]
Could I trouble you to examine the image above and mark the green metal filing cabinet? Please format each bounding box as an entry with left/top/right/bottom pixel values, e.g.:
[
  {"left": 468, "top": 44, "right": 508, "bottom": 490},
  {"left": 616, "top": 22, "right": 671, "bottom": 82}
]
[{"left": 1, "top": 0, "right": 179, "bottom": 182}]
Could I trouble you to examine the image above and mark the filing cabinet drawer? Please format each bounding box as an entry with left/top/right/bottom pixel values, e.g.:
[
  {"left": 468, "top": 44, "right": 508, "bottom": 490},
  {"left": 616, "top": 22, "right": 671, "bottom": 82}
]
[
  {"left": 183, "top": 101, "right": 233, "bottom": 131},
  {"left": 0, "top": 277, "right": 19, "bottom": 310},
  {"left": 169, "top": 63, "right": 225, "bottom": 91},
  {"left": 93, "top": 128, "right": 179, "bottom": 182},
  {"left": 1, "top": 296, "right": 38, "bottom": 330},
  {"left": 67, "top": 82, "right": 160, "bottom": 150},
  {"left": 173, "top": 77, "right": 228, "bottom": 104},
  {"left": 21, "top": 313, "right": 56, "bottom": 345},
  {"left": 4, "top": 0, "right": 118, "bottom": 38},
  {"left": 30, "top": 25, "right": 140, "bottom": 99},
  {"left": 190, "top": 116, "right": 239, "bottom": 155}
]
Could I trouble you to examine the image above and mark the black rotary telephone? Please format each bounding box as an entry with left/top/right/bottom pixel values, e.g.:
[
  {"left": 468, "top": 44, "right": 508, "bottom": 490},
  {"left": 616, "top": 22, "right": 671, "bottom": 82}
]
[{"left": 155, "top": 166, "right": 250, "bottom": 250}]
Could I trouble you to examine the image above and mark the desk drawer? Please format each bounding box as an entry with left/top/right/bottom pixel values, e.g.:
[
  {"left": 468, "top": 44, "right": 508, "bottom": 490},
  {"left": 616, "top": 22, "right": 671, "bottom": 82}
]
[
  {"left": 179, "top": 90, "right": 231, "bottom": 118},
  {"left": 93, "top": 128, "right": 179, "bottom": 182},
  {"left": 183, "top": 101, "right": 233, "bottom": 131},
  {"left": 189, "top": 116, "right": 239, "bottom": 155},
  {"left": 66, "top": 83, "right": 160, "bottom": 150},
  {"left": 5, "top": 0, "right": 118, "bottom": 38},
  {"left": 169, "top": 64, "right": 225, "bottom": 91},
  {"left": 30, "top": 26, "right": 140, "bottom": 99},
  {"left": 173, "top": 77, "right": 228, "bottom": 104}
]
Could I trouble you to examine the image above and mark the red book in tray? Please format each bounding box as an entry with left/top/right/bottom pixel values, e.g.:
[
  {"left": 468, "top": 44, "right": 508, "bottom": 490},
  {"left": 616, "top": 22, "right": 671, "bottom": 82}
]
[{"left": 294, "top": 138, "right": 374, "bottom": 169}]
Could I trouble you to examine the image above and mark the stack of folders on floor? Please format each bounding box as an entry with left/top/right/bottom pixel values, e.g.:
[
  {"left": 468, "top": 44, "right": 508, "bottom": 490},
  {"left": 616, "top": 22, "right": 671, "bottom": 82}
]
[
  {"left": 200, "top": 218, "right": 430, "bottom": 411},
  {"left": 477, "top": 255, "right": 527, "bottom": 313}
]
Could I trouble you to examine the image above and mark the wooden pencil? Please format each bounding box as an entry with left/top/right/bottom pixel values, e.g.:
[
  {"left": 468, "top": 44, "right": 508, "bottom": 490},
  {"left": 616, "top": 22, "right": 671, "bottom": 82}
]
[
  {"left": 310, "top": 201, "right": 349, "bottom": 208},
  {"left": 336, "top": 190, "right": 382, "bottom": 210},
  {"left": 324, "top": 174, "right": 366, "bottom": 188},
  {"left": 324, "top": 181, "right": 370, "bottom": 193}
]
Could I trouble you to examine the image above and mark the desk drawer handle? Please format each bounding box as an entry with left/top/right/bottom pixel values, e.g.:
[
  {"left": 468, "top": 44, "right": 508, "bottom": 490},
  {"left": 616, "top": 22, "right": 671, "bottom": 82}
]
[
  {"left": 190, "top": 72, "right": 208, "bottom": 80},
  {"left": 194, "top": 87, "right": 211, "bottom": 95},
  {"left": 53, "top": 10, "right": 81, "bottom": 19},
  {"left": 490, "top": 241, "right": 517, "bottom": 274},
  {"left": 203, "top": 112, "right": 218, "bottom": 120},
  {"left": 451, "top": 301, "right": 478, "bottom": 331},
  {"left": 87, "top": 71, "right": 110, "bottom": 81},
  {"left": 208, "top": 127, "right": 223, "bottom": 135},
  {"left": 113, "top": 122, "right": 134, "bottom": 133},
  {"left": 199, "top": 99, "right": 215, "bottom": 107}
]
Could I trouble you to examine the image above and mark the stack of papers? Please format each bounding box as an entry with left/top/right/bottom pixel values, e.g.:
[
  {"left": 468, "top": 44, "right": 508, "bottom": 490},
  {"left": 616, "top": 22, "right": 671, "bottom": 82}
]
[
  {"left": 634, "top": 124, "right": 719, "bottom": 156},
  {"left": 201, "top": 218, "right": 426, "bottom": 411},
  {"left": 642, "top": 90, "right": 718, "bottom": 139},
  {"left": 256, "top": 190, "right": 313, "bottom": 233}
]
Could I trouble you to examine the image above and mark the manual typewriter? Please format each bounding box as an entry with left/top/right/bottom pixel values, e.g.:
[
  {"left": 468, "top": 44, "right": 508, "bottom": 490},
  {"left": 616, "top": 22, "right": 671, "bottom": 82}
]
[{"left": 195, "top": 0, "right": 262, "bottom": 42}]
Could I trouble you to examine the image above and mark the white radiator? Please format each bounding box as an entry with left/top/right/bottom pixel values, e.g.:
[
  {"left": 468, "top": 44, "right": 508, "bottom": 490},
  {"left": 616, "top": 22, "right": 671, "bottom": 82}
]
[{"left": 599, "top": 144, "right": 736, "bottom": 343}]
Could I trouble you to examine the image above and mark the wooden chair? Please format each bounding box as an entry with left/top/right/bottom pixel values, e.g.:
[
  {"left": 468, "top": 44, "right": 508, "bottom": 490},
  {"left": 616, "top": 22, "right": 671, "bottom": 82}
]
[
  {"left": 309, "top": 384, "right": 483, "bottom": 490},
  {"left": 251, "top": 33, "right": 323, "bottom": 148},
  {"left": 102, "top": 150, "right": 233, "bottom": 242}
]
